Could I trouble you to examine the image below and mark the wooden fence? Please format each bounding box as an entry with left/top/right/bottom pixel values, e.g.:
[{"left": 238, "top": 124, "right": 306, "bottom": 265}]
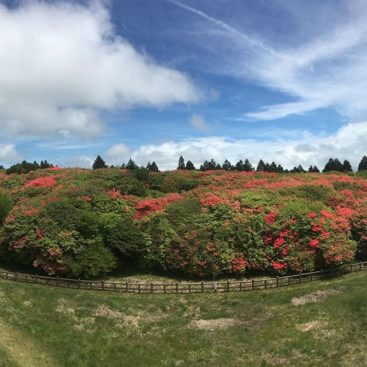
[{"left": 0, "top": 261, "right": 366, "bottom": 294}]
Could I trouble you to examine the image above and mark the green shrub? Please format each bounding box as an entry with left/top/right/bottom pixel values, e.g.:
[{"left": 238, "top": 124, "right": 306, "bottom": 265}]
[
  {"left": 65, "top": 238, "right": 117, "bottom": 278},
  {"left": 0, "top": 191, "right": 12, "bottom": 225}
]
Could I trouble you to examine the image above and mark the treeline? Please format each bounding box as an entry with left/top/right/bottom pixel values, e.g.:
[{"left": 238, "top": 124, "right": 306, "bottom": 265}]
[
  {"left": 3, "top": 155, "right": 367, "bottom": 174},
  {"left": 4, "top": 160, "right": 54, "bottom": 174},
  {"left": 92, "top": 155, "right": 367, "bottom": 173}
]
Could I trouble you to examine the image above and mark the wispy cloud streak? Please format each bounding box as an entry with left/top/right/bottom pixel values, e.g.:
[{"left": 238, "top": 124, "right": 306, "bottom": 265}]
[{"left": 166, "top": 0, "right": 286, "bottom": 60}]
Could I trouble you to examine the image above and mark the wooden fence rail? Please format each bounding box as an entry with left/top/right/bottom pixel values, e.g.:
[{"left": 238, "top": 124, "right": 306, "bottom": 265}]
[{"left": 0, "top": 261, "right": 366, "bottom": 294}]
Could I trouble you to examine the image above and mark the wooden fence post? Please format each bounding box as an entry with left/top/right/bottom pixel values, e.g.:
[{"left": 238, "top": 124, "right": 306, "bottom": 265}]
[
  {"left": 102, "top": 281, "right": 104, "bottom": 291},
  {"left": 151, "top": 283, "right": 154, "bottom": 294},
  {"left": 175, "top": 282, "right": 178, "bottom": 294},
  {"left": 276, "top": 276, "right": 279, "bottom": 288}
]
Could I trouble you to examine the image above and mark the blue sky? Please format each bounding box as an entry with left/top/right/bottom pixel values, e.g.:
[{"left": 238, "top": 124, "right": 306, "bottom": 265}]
[{"left": 0, "top": 0, "right": 367, "bottom": 169}]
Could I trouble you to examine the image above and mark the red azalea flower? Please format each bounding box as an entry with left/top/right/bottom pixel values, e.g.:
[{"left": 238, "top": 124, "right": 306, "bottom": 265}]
[
  {"left": 265, "top": 211, "right": 277, "bottom": 225},
  {"left": 309, "top": 238, "right": 320, "bottom": 248},
  {"left": 281, "top": 246, "right": 289, "bottom": 256},
  {"left": 274, "top": 237, "right": 285, "bottom": 248},
  {"left": 321, "top": 210, "right": 334, "bottom": 219},
  {"left": 308, "top": 212, "right": 317, "bottom": 219},
  {"left": 272, "top": 261, "right": 287, "bottom": 270}
]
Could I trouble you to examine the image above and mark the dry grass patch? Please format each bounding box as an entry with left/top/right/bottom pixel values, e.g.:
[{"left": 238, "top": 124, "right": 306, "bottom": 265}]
[
  {"left": 188, "top": 318, "right": 239, "bottom": 331},
  {"left": 296, "top": 320, "right": 327, "bottom": 332},
  {"left": 291, "top": 289, "right": 340, "bottom": 306}
]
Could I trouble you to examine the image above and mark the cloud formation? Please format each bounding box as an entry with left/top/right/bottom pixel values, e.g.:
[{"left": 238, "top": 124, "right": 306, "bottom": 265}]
[
  {"left": 0, "top": 144, "right": 20, "bottom": 165},
  {"left": 170, "top": 0, "right": 367, "bottom": 121},
  {"left": 0, "top": 0, "right": 200, "bottom": 139},
  {"left": 105, "top": 121, "right": 367, "bottom": 170}
]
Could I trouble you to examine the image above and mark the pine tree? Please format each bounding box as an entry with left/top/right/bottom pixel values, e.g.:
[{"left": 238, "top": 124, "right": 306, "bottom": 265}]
[
  {"left": 177, "top": 156, "right": 185, "bottom": 170},
  {"left": 126, "top": 158, "right": 138, "bottom": 170},
  {"left": 244, "top": 159, "right": 254, "bottom": 172},
  {"left": 186, "top": 160, "right": 195, "bottom": 170},
  {"left": 308, "top": 165, "right": 320, "bottom": 173},
  {"left": 277, "top": 164, "right": 284, "bottom": 173},
  {"left": 222, "top": 159, "right": 232, "bottom": 171},
  {"left": 342, "top": 159, "right": 353, "bottom": 172},
  {"left": 358, "top": 156, "right": 367, "bottom": 171},
  {"left": 323, "top": 158, "right": 337, "bottom": 172},
  {"left": 235, "top": 160, "right": 244, "bottom": 171},
  {"left": 256, "top": 159, "right": 266, "bottom": 172},
  {"left": 146, "top": 161, "right": 159, "bottom": 172},
  {"left": 92, "top": 155, "right": 107, "bottom": 169},
  {"left": 269, "top": 162, "right": 277, "bottom": 172}
]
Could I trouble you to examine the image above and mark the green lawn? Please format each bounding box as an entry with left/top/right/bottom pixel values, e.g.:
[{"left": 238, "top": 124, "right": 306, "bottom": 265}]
[{"left": 0, "top": 272, "right": 366, "bottom": 367}]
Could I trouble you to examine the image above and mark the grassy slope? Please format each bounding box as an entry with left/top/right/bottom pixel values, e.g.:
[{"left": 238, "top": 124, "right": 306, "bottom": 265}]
[{"left": 0, "top": 273, "right": 366, "bottom": 367}]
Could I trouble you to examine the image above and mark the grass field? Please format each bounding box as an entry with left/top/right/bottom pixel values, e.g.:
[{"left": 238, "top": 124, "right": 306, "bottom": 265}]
[{"left": 0, "top": 272, "right": 366, "bottom": 367}]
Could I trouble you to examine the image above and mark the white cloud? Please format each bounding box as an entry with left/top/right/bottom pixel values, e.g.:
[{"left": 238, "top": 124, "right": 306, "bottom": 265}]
[
  {"left": 63, "top": 156, "right": 94, "bottom": 169},
  {"left": 190, "top": 114, "right": 210, "bottom": 131},
  {"left": 0, "top": 1, "right": 200, "bottom": 139},
  {"left": 106, "top": 143, "right": 131, "bottom": 165},
  {"left": 105, "top": 121, "right": 367, "bottom": 170},
  {"left": 0, "top": 144, "right": 21, "bottom": 165},
  {"left": 170, "top": 0, "right": 367, "bottom": 121}
]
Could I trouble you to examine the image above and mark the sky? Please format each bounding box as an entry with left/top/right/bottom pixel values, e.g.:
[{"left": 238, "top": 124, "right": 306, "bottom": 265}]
[{"left": 0, "top": 0, "right": 367, "bottom": 170}]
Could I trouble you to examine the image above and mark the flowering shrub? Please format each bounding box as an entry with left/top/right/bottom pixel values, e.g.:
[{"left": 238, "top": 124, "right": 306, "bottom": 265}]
[
  {"left": 25, "top": 177, "right": 56, "bottom": 188},
  {"left": 0, "top": 168, "right": 365, "bottom": 278},
  {"left": 134, "top": 193, "right": 182, "bottom": 219}
]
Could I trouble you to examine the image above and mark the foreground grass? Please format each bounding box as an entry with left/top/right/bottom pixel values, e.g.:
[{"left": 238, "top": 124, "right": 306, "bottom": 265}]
[{"left": 0, "top": 272, "right": 366, "bottom": 367}]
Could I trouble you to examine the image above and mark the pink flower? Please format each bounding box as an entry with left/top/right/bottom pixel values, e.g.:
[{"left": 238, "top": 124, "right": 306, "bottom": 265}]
[
  {"left": 309, "top": 239, "right": 320, "bottom": 248},
  {"left": 272, "top": 261, "right": 287, "bottom": 270},
  {"left": 231, "top": 257, "right": 246, "bottom": 273},
  {"left": 321, "top": 210, "right": 334, "bottom": 219},
  {"left": 274, "top": 237, "right": 285, "bottom": 248},
  {"left": 265, "top": 212, "right": 277, "bottom": 225},
  {"left": 308, "top": 212, "right": 317, "bottom": 219}
]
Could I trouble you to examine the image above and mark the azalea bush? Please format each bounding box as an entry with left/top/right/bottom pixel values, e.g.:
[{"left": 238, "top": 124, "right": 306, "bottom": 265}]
[{"left": 0, "top": 168, "right": 365, "bottom": 278}]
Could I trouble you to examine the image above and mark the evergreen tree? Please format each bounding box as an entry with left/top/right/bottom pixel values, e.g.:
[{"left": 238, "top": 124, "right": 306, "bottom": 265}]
[
  {"left": 269, "top": 162, "right": 277, "bottom": 172},
  {"left": 263, "top": 162, "right": 271, "bottom": 172},
  {"left": 126, "top": 158, "right": 138, "bottom": 170},
  {"left": 308, "top": 165, "right": 320, "bottom": 173},
  {"left": 256, "top": 159, "right": 266, "bottom": 172},
  {"left": 244, "top": 159, "right": 254, "bottom": 172},
  {"left": 186, "top": 160, "right": 195, "bottom": 170},
  {"left": 342, "top": 159, "right": 353, "bottom": 172},
  {"left": 222, "top": 159, "right": 232, "bottom": 171},
  {"left": 277, "top": 164, "right": 284, "bottom": 173},
  {"left": 92, "top": 155, "right": 107, "bottom": 169},
  {"left": 120, "top": 163, "right": 126, "bottom": 169},
  {"left": 323, "top": 158, "right": 344, "bottom": 172},
  {"left": 177, "top": 156, "right": 185, "bottom": 170},
  {"left": 358, "top": 156, "right": 367, "bottom": 171},
  {"left": 235, "top": 160, "right": 244, "bottom": 171},
  {"left": 146, "top": 161, "right": 159, "bottom": 172},
  {"left": 200, "top": 159, "right": 218, "bottom": 171},
  {"left": 291, "top": 164, "right": 305, "bottom": 173}
]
